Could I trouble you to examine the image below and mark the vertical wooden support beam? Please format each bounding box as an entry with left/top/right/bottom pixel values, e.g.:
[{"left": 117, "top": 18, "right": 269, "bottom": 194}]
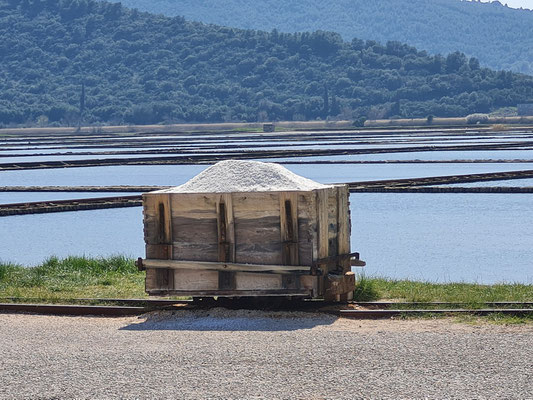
[
  {"left": 280, "top": 192, "right": 300, "bottom": 289},
  {"left": 217, "top": 194, "right": 235, "bottom": 290},
  {"left": 153, "top": 194, "right": 174, "bottom": 290},
  {"left": 337, "top": 186, "right": 350, "bottom": 274},
  {"left": 280, "top": 192, "right": 299, "bottom": 266},
  {"left": 316, "top": 188, "right": 329, "bottom": 296}
]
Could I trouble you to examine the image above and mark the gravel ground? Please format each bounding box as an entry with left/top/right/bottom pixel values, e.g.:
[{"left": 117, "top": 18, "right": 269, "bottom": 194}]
[{"left": 1, "top": 309, "right": 532, "bottom": 399}]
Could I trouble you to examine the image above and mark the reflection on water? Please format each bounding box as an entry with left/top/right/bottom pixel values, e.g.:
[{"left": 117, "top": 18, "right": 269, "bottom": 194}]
[{"left": 1, "top": 193, "right": 531, "bottom": 284}]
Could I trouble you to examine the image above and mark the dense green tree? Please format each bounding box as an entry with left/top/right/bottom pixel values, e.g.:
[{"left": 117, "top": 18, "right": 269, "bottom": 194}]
[
  {"left": 110, "top": 0, "right": 533, "bottom": 75},
  {"left": 0, "top": 0, "right": 532, "bottom": 126}
]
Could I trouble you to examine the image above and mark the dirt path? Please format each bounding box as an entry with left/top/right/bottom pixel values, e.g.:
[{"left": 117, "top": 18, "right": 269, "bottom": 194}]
[{"left": 1, "top": 310, "right": 532, "bottom": 399}]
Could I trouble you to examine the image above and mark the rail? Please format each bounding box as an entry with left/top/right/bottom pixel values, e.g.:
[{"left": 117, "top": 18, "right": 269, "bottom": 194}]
[{"left": 1, "top": 300, "right": 532, "bottom": 318}]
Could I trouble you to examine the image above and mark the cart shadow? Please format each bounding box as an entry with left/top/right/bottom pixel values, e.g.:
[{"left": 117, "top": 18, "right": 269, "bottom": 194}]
[{"left": 120, "top": 309, "right": 338, "bottom": 332}]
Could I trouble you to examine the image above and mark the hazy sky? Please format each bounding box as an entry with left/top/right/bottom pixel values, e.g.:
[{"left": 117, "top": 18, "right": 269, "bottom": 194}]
[{"left": 476, "top": 0, "right": 533, "bottom": 9}]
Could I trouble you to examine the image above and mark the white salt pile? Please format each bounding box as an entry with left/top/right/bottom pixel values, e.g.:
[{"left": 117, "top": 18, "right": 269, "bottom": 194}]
[{"left": 165, "top": 160, "right": 331, "bottom": 193}]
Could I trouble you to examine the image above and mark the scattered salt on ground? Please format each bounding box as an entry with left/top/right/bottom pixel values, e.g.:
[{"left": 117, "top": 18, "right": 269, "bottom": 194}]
[
  {"left": 136, "top": 308, "right": 336, "bottom": 331},
  {"left": 162, "top": 160, "right": 331, "bottom": 193}
]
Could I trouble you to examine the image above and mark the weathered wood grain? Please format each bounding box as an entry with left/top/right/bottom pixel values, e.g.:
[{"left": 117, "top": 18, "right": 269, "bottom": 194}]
[
  {"left": 280, "top": 192, "right": 299, "bottom": 266},
  {"left": 316, "top": 188, "right": 329, "bottom": 296},
  {"left": 142, "top": 187, "right": 353, "bottom": 300},
  {"left": 327, "top": 188, "right": 339, "bottom": 258},
  {"left": 233, "top": 193, "right": 282, "bottom": 265},
  {"left": 141, "top": 259, "right": 312, "bottom": 273},
  {"left": 170, "top": 193, "right": 219, "bottom": 262},
  {"left": 235, "top": 272, "right": 282, "bottom": 290},
  {"left": 143, "top": 193, "right": 174, "bottom": 290},
  {"left": 337, "top": 185, "right": 351, "bottom": 273},
  {"left": 146, "top": 289, "right": 312, "bottom": 297},
  {"left": 297, "top": 192, "right": 316, "bottom": 266},
  {"left": 173, "top": 269, "right": 219, "bottom": 291}
]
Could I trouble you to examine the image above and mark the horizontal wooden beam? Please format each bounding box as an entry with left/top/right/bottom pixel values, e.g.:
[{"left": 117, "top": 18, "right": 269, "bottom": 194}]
[
  {"left": 141, "top": 259, "right": 312, "bottom": 274},
  {"left": 146, "top": 289, "right": 312, "bottom": 297}
]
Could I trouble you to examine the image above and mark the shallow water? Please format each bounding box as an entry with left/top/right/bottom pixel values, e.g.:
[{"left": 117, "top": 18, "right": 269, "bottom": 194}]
[
  {"left": 0, "top": 207, "right": 145, "bottom": 266},
  {"left": 0, "top": 192, "right": 141, "bottom": 204},
  {"left": 350, "top": 193, "right": 533, "bottom": 284},
  {"left": 1, "top": 131, "right": 532, "bottom": 283},
  {"left": 1, "top": 193, "right": 531, "bottom": 284},
  {"left": 1, "top": 163, "right": 531, "bottom": 187}
]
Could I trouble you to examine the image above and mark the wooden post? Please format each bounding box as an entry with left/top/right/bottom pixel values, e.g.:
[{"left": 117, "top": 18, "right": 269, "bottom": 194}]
[
  {"left": 316, "top": 188, "right": 329, "bottom": 296},
  {"left": 280, "top": 192, "right": 300, "bottom": 289},
  {"left": 337, "top": 185, "right": 351, "bottom": 301},
  {"left": 280, "top": 192, "right": 299, "bottom": 265},
  {"left": 337, "top": 186, "right": 350, "bottom": 274},
  {"left": 152, "top": 194, "right": 174, "bottom": 290},
  {"left": 217, "top": 194, "right": 236, "bottom": 290}
]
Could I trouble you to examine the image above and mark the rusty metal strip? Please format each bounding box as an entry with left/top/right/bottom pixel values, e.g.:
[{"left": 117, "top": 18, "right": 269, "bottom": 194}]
[{"left": 0, "top": 303, "right": 148, "bottom": 316}]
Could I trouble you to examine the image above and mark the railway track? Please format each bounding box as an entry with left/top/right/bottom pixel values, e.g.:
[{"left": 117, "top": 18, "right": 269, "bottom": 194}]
[{"left": 1, "top": 299, "right": 531, "bottom": 318}]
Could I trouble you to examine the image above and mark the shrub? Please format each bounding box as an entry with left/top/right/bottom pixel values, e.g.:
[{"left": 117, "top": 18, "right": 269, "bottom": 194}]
[{"left": 466, "top": 113, "right": 489, "bottom": 124}]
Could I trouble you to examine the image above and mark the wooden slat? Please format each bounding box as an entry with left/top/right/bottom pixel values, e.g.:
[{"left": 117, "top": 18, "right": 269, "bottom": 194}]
[
  {"left": 233, "top": 192, "right": 282, "bottom": 265},
  {"left": 146, "top": 289, "right": 312, "bottom": 297},
  {"left": 171, "top": 193, "right": 218, "bottom": 262},
  {"left": 145, "top": 244, "right": 172, "bottom": 260},
  {"left": 236, "top": 272, "right": 282, "bottom": 290},
  {"left": 142, "top": 259, "right": 312, "bottom": 274},
  {"left": 172, "top": 269, "right": 219, "bottom": 291}
]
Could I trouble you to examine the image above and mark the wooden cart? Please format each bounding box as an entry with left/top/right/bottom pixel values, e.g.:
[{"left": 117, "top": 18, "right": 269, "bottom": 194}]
[{"left": 137, "top": 184, "right": 363, "bottom": 301}]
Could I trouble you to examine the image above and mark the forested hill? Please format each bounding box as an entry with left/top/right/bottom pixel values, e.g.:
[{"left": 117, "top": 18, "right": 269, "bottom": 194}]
[
  {"left": 110, "top": 0, "right": 533, "bottom": 75},
  {"left": 1, "top": 0, "right": 532, "bottom": 126}
]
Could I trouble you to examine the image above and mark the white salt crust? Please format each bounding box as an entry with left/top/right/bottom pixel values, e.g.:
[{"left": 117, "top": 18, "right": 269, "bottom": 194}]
[{"left": 164, "top": 160, "right": 330, "bottom": 193}]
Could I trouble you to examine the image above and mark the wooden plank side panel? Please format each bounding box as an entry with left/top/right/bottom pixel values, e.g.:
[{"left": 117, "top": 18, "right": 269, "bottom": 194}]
[
  {"left": 142, "top": 194, "right": 158, "bottom": 245},
  {"left": 234, "top": 193, "right": 282, "bottom": 265},
  {"left": 145, "top": 267, "right": 157, "bottom": 293},
  {"left": 144, "top": 193, "right": 174, "bottom": 244},
  {"left": 146, "top": 244, "right": 172, "bottom": 260},
  {"left": 235, "top": 272, "right": 282, "bottom": 290},
  {"left": 173, "top": 269, "right": 219, "bottom": 291},
  {"left": 171, "top": 194, "right": 218, "bottom": 262}
]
